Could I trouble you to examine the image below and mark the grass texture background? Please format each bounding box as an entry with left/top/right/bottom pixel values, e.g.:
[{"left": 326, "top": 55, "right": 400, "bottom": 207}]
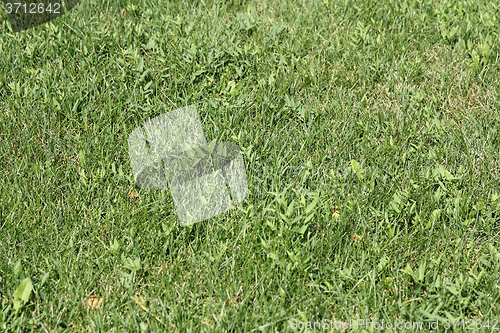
[{"left": 1, "top": 0, "right": 500, "bottom": 331}]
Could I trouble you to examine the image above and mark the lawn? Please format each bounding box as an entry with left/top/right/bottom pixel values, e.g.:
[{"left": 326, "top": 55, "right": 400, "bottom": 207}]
[{"left": 1, "top": 0, "right": 500, "bottom": 331}]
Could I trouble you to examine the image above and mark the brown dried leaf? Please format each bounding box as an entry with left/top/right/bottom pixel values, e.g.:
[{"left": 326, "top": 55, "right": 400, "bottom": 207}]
[
  {"left": 128, "top": 189, "right": 139, "bottom": 199},
  {"left": 229, "top": 295, "right": 240, "bottom": 306},
  {"left": 83, "top": 295, "right": 104, "bottom": 310}
]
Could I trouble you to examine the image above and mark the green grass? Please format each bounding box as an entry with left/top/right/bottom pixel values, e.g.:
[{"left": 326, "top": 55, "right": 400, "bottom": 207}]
[{"left": 1, "top": 0, "right": 500, "bottom": 331}]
